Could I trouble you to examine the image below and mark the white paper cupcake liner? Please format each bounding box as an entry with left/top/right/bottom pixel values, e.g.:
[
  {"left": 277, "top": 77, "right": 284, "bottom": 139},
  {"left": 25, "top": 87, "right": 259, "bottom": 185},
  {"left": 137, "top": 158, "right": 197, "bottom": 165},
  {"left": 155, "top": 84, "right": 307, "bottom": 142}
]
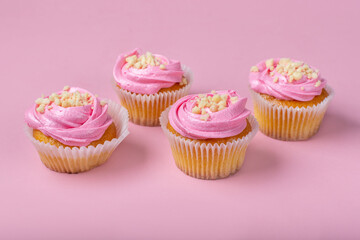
[
  {"left": 113, "top": 65, "right": 193, "bottom": 126},
  {"left": 25, "top": 100, "right": 130, "bottom": 173},
  {"left": 250, "top": 85, "right": 334, "bottom": 141},
  {"left": 160, "top": 107, "right": 258, "bottom": 180}
]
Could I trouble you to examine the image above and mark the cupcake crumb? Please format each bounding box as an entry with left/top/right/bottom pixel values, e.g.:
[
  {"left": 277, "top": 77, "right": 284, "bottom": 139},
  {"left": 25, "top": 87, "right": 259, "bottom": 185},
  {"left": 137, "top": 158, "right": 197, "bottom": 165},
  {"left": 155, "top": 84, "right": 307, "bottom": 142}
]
[
  {"left": 230, "top": 96, "right": 238, "bottom": 104},
  {"left": 212, "top": 94, "right": 221, "bottom": 103},
  {"left": 200, "top": 113, "right": 210, "bottom": 121},
  {"left": 250, "top": 66, "right": 259, "bottom": 72},
  {"left": 192, "top": 106, "right": 201, "bottom": 114},
  {"left": 35, "top": 98, "right": 43, "bottom": 105},
  {"left": 36, "top": 105, "right": 45, "bottom": 114},
  {"left": 209, "top": 105, "right": 218, "bottom": 112},
  {"left": 265, "top": 58, "right": 274, "bottom": 68},
  {"left": 293, "top": 72, "right": 303, "bottom": 81},
  {"left": 179, "top": 77, "right": 187, "bottom": 86}
]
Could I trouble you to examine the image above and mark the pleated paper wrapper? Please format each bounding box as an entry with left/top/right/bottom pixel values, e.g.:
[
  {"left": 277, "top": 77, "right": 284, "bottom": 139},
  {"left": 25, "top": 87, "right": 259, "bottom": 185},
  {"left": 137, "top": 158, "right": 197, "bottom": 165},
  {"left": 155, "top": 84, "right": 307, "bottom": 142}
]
[
  {"left": 25, "top": 100, "right": 130, "bottom": 173},
  {"left": 160, "top": 107, "right": 259, "bottom": 180},
  {"left": 113, "top": 65, "right": 193, "bottom": 126},
  {"left": 250, "top": 85, "right": 334, "bottom": 141}
]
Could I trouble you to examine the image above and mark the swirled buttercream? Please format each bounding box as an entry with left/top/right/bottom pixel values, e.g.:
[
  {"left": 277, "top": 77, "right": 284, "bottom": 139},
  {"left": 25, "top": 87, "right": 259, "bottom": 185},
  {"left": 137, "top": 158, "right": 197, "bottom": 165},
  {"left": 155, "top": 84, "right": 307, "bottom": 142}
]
[
  {"left": 249, "top": 58, "right": 326, "bottom": 101},
  {"left": 25, "top": 87, "right": 113, "bottom": 147},
  {"left": 113, "top": 48, "right": 184, "bottom": 94},
  {"left": 168, "top": 90, "right": 250, "bottom": 139}
]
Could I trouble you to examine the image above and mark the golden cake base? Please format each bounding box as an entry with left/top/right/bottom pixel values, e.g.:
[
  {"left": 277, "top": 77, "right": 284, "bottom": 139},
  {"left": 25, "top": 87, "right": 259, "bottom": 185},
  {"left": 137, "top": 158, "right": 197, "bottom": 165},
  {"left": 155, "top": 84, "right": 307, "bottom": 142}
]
[
  {"left": 33, "top": 123, "right": 117, "bottom": 173},
  {"left": 251, "top": 87, "right": 333, "bottom": 141},
  {"left": 160, "top": 108, "right": 259, "bottom": 180},
  {"left": 116, "top": 83, "right": 189, "bottom": 126},
  {"left": 168, "top": 121, "right": 252, "bottom": 179}
]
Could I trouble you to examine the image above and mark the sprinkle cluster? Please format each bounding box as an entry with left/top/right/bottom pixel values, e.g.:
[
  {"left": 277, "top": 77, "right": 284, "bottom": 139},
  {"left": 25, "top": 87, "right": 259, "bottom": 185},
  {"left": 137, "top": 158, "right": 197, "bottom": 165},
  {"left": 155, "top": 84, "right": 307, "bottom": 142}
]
[
  {"left": 191, "top": 91, "right": 238, "bottom": 121},
  {"left": 125, "top": 51, "right": 166, "bottom": 70},
  {"left": 35, "top": 86, "right": 106, "bottom": 114},
  {"left": 125, "top": 51, "right": 187, "bottom": 86},
  {"left": 251, "top": 58, "right": 322, "bottom": 87}
]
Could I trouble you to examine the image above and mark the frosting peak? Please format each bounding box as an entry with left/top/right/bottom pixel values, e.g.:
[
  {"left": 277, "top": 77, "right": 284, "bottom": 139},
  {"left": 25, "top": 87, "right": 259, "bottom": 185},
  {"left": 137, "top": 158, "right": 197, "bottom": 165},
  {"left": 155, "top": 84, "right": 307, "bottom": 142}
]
[
  {"left": 169, "top": 90, "right": 251, "bottom": 139},
  {"left": 249, "top": 58, "right": 326, "bottom": 101},
  {"left": 113, "top": 48, "right": 185, "bottom": 94},
  {"left": 25, "top": 87, "right": 113, "bottom": 147}
]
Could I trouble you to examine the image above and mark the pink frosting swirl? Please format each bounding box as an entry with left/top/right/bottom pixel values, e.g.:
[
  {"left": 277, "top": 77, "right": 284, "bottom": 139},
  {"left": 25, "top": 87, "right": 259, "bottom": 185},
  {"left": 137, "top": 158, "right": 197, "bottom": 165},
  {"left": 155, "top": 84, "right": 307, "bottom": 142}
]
[
  {"left": 169, "top": 90, "right": 251, "bottom": 139},
  {"left": 113, "top": 48, "right": 184, "bottom": 94},
  {"left": 24, "top": 87, "right": 113, "bottom": 147},
  {"left": 249, "top": 58, "right": 327, "bottom": 101}
]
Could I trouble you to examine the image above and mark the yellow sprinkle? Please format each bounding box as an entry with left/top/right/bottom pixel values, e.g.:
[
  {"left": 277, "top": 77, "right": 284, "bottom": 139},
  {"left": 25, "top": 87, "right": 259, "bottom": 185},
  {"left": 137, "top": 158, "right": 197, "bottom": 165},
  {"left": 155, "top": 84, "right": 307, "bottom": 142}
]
[
  {"left": 35, "top": 98, "right": 43, "bottom": 105},
  {"left": 230, "top": 96, "right": 238, "bottom": 103},
  {"left": 209, "top": 105, "right": 218, "bottom": 112},
  {"left": 315, "top": 80, "right": 321, "bottom": 87},
  {"left": 265, "top": 59, "right": 274, "bottom": 68},
  {"left": 192, "top": 106, "right": 201, "bottom": 114},
  {"left": 293, "top": 72, "right": 303, "bottom": 81},
  {"left": 279, "top": 58, "right": 290, "bottom": 65},
  {"left": 200, "top": 113, "right": 210, "bottom": 121},
  {"left": 250, "top": 66, "right": 259, "bottom": 72}
]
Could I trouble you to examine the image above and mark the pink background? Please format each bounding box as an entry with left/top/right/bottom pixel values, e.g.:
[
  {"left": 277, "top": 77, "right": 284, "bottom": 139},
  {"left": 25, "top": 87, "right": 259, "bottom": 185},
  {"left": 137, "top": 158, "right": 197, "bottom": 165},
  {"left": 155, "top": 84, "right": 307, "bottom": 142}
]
[{"left": 1, "top": 0, "right": 360, "bottom": 239}]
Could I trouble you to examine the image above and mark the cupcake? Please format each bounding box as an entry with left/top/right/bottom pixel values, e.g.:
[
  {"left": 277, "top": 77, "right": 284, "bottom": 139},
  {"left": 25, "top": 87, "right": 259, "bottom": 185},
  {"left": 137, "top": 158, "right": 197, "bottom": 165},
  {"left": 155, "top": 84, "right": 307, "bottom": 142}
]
[
  {"left": 160, "top": 90, "right": 258, "bottom": 180},
  {"left": 24, "top": 86, "right": 129, "bottom": 173},
  {"left": 249, "top": 58, "right": 334, "bottom": 141},
  {"left": 113, "top": 48, "right": 192, "bottom": 126}
]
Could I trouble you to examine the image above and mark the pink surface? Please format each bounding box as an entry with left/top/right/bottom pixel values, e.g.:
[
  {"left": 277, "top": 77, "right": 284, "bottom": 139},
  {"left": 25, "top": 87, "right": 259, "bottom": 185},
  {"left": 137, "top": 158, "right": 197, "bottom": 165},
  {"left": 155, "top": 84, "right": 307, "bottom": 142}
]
[{"left": 1, "top": 0, "right": 360, "bottom": 239}]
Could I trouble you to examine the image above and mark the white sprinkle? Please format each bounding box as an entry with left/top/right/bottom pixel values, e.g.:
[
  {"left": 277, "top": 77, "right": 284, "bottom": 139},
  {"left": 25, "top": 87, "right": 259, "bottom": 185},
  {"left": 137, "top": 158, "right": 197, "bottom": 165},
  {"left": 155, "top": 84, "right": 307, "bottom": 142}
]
[
  {"left": 250, "top": 66, "right": 259, "bottom": 72},
  {"left": 200, "top": 113, "right": 210, "bottom": 121},
  {"left": 265, "top": 58, "right": 274, "bottom": 68},
  {"left": 315, "top": 80, "right": 321, "bottom": 87}
]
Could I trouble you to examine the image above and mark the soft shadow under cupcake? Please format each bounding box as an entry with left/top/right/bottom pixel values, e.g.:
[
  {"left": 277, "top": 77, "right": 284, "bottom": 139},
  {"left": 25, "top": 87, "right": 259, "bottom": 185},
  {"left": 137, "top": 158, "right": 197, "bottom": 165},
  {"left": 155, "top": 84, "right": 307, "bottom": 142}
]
[
  {"left": 237, "top": 144, "right": 279, "bottom": 176},
  {"left": 91, "top": 139, "right": 147, "bottom": 177},
  {"left": 313, "top": 111, "right": 360, "bottom": 139}
]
